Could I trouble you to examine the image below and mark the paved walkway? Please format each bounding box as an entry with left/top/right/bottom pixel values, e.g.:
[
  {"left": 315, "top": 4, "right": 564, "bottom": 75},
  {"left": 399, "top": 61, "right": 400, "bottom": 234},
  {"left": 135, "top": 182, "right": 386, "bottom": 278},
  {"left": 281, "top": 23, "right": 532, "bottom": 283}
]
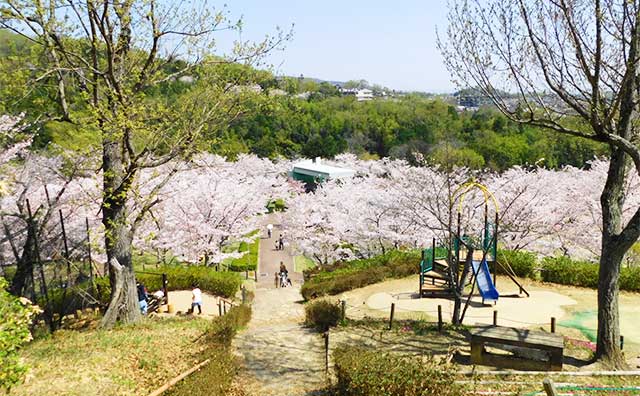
[
  {"left": 257, "top": 216, "right": 303, "bottom": 287},
  {"left": 234, "top": 215, "right": 326, "bottom": 395}
]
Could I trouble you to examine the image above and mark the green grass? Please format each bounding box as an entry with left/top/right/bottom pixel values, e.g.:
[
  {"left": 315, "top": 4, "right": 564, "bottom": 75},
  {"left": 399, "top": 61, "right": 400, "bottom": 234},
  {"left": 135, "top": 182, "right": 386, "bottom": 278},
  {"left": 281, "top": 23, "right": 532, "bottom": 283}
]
[
  {"left": 294, "top": 255, "right": 316, "bottom": 273},
  {"left": 10, "top": 317, "right": 210, "bottom": 396},
  {"left": 167, "top": 305, "right": 252, "bottom": 396},
  {"left": 225, "top": 231, "right": 260, "bottom": 272}
]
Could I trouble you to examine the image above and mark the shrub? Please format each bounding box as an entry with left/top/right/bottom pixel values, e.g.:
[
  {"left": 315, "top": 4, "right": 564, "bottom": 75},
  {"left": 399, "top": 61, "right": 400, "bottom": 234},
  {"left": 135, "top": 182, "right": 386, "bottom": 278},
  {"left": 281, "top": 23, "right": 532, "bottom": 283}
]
[
  {"left": 137, "top": 266, "right": 242, "bottom": 298},
  {"left": 496, "top": 249, "right": 537, "bottom": 278},
  {"left": 541, "top": 255, "right": 640, "bottom": 292},
  {"left": 226, "top": 238, "right": 259, "bottom": 272},
  {"left": 0, "top": 277, "right": 41, "bottom": 391},
  {"left": 304, "top": 299, "right": 342, "bottom": 331},
  {"left": 301, "top": 250, "right": 420, "bottom": 300},
  {"left": 207, "top": 304, "right": 252, "bottom": 346},
  {"left": 266, "top": 198, "right": 287, "bottom": 213},
  {"left": 541, "top": 256, "right": 599, "bottom": 288},
  {"left": 333, "top": 345, "right": 465, "bottom": 396},
  {"left": 619, "top": 266, "right": 640, "bottom": 292},
  {"left": 167, "top": 304, "right": 252, "bottom": 396}
]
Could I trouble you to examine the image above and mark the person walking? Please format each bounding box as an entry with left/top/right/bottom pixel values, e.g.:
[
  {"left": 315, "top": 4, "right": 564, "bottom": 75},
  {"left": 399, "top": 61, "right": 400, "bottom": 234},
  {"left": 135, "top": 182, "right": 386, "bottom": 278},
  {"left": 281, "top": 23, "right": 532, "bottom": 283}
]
[
  {"left": 278, "top": 234, "right": 284, "bottom": 250},
  {"left": 267, "top": 223, "right": 273, "bottom": 239},
  {"left": 191, "top": 283, "right": 203, "bottom": 315}
]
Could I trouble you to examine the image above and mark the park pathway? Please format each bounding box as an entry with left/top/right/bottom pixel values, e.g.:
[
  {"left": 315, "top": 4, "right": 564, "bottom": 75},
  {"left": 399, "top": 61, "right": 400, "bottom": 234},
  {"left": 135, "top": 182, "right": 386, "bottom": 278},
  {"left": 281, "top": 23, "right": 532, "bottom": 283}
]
[{"left": 233, "top": 216, "right": 326, "bottom": 395}]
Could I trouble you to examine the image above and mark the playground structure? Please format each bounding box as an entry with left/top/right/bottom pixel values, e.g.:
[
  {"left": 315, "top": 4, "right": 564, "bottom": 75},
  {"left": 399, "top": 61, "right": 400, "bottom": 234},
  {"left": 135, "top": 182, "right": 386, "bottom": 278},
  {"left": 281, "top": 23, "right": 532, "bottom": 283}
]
[{"left": 419, "top": 181, "right": 529, "bottom": 322}]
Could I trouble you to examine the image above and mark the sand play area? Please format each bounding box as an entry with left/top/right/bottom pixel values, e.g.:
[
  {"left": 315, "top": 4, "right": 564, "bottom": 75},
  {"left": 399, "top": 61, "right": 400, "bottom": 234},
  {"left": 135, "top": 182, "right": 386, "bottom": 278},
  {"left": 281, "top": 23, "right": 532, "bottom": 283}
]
[
  {"left": 338, "top": 275, "right": 640, "bottom": 355},
  {"left": 155, "top": 290, "right": 225, "bottom": 319}
]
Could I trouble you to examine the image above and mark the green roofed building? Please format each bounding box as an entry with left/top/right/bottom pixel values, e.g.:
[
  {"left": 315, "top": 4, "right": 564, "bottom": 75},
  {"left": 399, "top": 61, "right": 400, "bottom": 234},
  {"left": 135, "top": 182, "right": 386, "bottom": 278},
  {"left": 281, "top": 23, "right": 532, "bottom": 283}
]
[{"left": 291, "top": 158, "right": 355, "bottom": 190}]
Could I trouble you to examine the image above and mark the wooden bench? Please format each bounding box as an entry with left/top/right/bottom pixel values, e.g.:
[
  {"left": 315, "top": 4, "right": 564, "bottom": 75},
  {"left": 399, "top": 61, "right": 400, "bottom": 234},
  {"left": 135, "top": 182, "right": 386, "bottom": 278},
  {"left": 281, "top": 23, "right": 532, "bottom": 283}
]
[{"left": 469, "top": 326, "right": 564, "bottom": 371}]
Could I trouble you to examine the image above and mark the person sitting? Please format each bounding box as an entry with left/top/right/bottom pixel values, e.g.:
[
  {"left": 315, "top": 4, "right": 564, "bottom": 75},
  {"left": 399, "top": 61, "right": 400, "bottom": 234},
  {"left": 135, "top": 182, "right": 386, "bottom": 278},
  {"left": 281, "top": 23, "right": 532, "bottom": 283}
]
[{"left": 137, "top": 282, "right": 148, "bottom": 315}]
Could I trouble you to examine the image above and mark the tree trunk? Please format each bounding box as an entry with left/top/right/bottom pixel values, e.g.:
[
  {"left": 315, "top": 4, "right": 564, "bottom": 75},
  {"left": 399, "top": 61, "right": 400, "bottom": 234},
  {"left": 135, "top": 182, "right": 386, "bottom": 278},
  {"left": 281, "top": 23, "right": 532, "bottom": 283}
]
[
  {"left": 100, "top": 137, "right": 139, "bottom": 328},
  {"left": 100, "top": 257, "right": 139, "bottom": 327},
  {"left": 10, "top": 220, "right": 37, "bottom": 297},
  {"left": 596, "top": 149, "right": 628, "bottom": 368},
  {"left": 596, "top": 244, "right": 624, "bottom": 367}
]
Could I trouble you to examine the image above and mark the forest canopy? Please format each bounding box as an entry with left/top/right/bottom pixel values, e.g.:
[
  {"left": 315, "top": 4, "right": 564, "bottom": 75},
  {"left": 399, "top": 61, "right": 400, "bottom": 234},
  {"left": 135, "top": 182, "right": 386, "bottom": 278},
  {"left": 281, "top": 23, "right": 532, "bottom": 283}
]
[{"left": 0, "top": 30, "right": 606, "bottom": 170}]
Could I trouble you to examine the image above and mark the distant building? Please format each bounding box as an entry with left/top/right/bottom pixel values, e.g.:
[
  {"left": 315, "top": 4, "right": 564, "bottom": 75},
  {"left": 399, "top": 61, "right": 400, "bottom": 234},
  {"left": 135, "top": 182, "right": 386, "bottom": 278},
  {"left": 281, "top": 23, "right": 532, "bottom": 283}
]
[
  {"left": 339, "top": 88, "right": 374, "bottom": 101},
  {"left": 290, "top": 158, "right": 355, "bottom": 191}
]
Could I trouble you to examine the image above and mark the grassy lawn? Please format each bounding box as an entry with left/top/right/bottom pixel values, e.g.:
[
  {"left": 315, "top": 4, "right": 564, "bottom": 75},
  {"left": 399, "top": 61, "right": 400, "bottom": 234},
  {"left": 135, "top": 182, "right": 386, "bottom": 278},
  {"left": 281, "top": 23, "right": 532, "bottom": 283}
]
[
  {"left": 294, "top": 255, "right": 316, "bottom": 273},
  {"left": 10, "top": 317, "right": 209, "bottom": 396}
]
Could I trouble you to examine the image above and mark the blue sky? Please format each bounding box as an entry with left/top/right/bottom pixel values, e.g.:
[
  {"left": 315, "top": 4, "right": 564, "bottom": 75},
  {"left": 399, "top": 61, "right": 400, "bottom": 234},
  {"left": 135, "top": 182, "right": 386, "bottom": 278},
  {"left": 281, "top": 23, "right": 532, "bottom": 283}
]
[{"left": 217, "top": 1, "right": 454, "bottom": 92}]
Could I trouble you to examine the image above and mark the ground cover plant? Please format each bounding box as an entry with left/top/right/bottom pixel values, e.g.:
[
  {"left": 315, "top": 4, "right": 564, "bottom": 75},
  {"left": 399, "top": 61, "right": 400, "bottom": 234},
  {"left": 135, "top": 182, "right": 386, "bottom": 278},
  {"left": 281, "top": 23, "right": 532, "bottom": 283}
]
[
  {"left": 167, "top": 304, "right": 251, "bottom": 396},
  {"left": 301, "top": 250, "right": 420, "bottom": 300},
  {"left": 332, "top": 345, "right": 465, "bottom": 396}
]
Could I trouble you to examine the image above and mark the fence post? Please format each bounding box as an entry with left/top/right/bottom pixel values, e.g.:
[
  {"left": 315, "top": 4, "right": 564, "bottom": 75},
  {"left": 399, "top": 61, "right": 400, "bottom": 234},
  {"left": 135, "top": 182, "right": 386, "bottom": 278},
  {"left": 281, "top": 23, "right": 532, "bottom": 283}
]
[
  {"left": 493, "top": 310, "right": 498, "bottom": 326},
  {"left": 438, "top": 305, "right": 443, "bottom": 332},
  {"left": 162, "top": 273, "right": 168, "bottom": 305},
  {"left": 245, "top": 270, "right": 248, "bottom": 280},
  {"left": 324, "top": 331, "right": 329, "bottom": 375},
  {"left": 218, "top": 301, "right": 222, "bottom": 316},
  {"left": 551, "top": 317, "right": 556, "bottom": 333},
  {"left": 542, "top": 378, "right": 558, "bottom": 396},
  {"left": 223, "top": 301, "right": 227, "bottom": 315},
  {"left": 620, "top": 335, "right": 624, "bottom": 350},
  {"left": 388, "top": 303, "right": 395, "bottom": 330}
]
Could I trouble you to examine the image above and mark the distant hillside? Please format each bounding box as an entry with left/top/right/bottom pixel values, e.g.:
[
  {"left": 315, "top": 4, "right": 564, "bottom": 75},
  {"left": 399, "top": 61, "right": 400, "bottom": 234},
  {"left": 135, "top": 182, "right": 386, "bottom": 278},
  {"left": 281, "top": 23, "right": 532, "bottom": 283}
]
[{"left": 0, "top": 29, "right": 32, "bottom": 56}]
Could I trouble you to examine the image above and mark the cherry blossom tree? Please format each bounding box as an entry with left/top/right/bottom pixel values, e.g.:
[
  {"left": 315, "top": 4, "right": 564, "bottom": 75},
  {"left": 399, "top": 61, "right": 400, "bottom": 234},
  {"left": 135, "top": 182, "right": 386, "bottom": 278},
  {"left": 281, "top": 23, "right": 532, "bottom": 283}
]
[{"left": 136, "top": 154, "right": 295, "bottom": 264}]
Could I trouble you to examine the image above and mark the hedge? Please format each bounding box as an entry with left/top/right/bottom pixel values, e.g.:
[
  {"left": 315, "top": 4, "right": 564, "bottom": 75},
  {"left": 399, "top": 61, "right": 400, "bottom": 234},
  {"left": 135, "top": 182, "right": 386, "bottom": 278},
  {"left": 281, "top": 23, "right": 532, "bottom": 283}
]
[
  {"left": 333, "top": 345, "right": 465, "bottom": 396},
  {"left": 301, "top": 250, "right": 420, "bottom": 301},
  {"left": 496, "top": 249, "right": 537, "bottom": 279},
  {"left": 304, "top": 299, "right": 342, "bottom": 331},
  {"left": 541, "top": 256, "right": 640, "bottom": 292},
  {"left": 168, "top": 304, "right": 251, "bottom": 396},
  {"left": 42, "top": 265, "right": 242, "bottom": 316}
]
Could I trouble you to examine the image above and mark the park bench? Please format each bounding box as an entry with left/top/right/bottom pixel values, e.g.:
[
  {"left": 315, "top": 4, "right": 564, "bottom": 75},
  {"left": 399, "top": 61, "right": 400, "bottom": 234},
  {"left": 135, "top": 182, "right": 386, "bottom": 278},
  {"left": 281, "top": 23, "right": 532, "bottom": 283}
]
[{"left": 469, "top": 326, "right": 564, "bottom": 371}]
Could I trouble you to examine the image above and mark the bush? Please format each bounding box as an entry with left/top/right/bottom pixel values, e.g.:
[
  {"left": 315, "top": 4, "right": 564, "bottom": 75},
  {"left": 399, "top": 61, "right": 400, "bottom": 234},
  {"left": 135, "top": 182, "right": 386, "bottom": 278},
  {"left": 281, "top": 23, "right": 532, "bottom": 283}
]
[
  {"left": 266, "top": 198, "right": 287, "bottom": 213},
  {"left": 619, "top": 266, "right": 640, "bottom": 292},
  {"left": 496, "top": 249, "right": 537, "bottom": 278},
  {"left": 301, "top": 250, "right": 420, "bottom": 300},
  {"left": 542, "top": 255, "right": 640, "bottom": 292},
  {"left": 541, "top": 256, "right": 599, "bottom": 288},
  {"left": 206, "top": 304, "right": 252, "bottom": 346},
  {"left": 167, "top": 304, "right": 252, "bottom": 396},
  {"left": 304, "top": 299, "right": 342, "bottom": 331},
  {"left": 333, "top": 345, "right": 465, "bottom": 396},
  {"left": 0, "top": 277, "right": 40, "bottom": 391},
  {"left": 138, "top": 266, "right": 242, "bottom": 298}
]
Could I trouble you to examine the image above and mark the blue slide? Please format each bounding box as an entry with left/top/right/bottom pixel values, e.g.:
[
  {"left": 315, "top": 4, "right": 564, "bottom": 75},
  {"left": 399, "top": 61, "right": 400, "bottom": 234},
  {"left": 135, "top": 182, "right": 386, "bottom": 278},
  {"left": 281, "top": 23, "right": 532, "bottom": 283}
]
[{"left": 471, "top": 260, "right": 499, "bottom": 303}]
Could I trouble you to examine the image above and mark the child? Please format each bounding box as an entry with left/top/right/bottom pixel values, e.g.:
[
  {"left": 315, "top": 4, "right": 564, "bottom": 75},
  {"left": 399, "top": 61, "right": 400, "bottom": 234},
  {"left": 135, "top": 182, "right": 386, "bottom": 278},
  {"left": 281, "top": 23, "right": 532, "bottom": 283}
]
[{"left": 191, "top": 283, "right": 202, "bottom": 315}]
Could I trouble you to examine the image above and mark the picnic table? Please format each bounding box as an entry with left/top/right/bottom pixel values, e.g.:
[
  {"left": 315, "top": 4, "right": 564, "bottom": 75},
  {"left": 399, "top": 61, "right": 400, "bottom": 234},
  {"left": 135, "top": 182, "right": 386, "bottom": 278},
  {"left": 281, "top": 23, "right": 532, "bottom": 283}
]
[{"left": 469, "top": 326, "right": 564, "bottom": 371}]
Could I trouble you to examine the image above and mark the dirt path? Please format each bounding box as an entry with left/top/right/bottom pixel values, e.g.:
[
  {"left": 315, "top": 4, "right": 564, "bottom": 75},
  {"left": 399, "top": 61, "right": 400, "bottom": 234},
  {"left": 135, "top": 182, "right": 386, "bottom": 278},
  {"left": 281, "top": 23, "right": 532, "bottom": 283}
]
[{"left": 234, "top": 215, "right": 327, "bottom": 396}]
